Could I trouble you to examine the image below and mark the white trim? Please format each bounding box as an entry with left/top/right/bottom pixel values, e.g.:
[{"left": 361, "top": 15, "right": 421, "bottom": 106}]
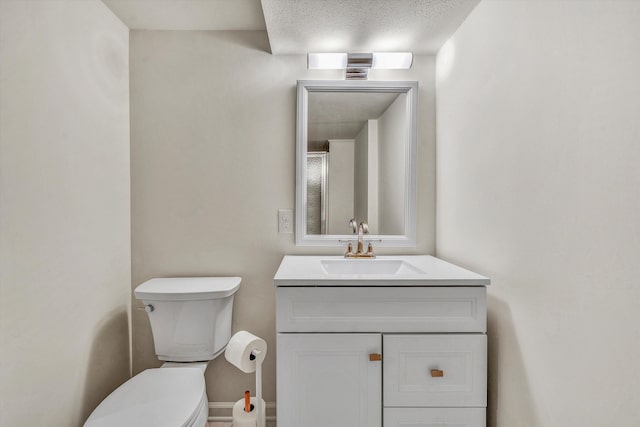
[
  {"left": 295, "top": 80, "right": 418, "bottom": 247},
  {"left": 208, "top": 416, "right": 277, "bottom": 423}
]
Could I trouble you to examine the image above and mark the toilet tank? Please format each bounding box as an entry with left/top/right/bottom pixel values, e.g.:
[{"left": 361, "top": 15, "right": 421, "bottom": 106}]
[{"left": 134, "top": 277, "right": 241, "bottom": 362}]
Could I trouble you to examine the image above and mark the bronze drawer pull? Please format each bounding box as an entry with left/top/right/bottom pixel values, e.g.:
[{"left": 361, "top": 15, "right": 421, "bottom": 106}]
[
  {"left": 369, "top": 353, "right": 382, "bottom": 361},
  {"left": 431, "top": 369, "right": 444, "bottom": 377}
]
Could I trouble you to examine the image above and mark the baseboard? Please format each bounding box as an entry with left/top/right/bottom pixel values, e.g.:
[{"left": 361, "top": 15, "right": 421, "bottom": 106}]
[{"left": 208, "top": 401, "right": 276, "bottom": 427}]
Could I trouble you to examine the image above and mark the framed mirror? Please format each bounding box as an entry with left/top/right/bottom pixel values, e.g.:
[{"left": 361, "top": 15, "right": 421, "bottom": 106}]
[{"left": 295, "top": 80, "right": 418, "bottom": 246}]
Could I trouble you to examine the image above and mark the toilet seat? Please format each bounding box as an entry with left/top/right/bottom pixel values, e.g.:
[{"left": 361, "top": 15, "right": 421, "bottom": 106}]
[{"left": 84, "top": 367, "right": 207, "bottom": 427}]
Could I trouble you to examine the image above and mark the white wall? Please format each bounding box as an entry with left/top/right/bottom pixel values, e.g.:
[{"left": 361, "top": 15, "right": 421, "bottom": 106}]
[
  {"left": 366, "top": 121, "right": 380, "bottom": 233},
  {"left": 436, "top": 1, "right": 640, "bottom": 426},
  {"left": 353, "top": 124, "right": 369, "bottom": 225},
  {"left": 378, "top": 93, "right": 408, "bottom": 235},
  {"left": 328, "top": 139, "right": 355, "bottom": 234},
  {"left": 354, "top": 120, "right": 380, "bottom": 232},
  {"left": 130, "top": 30, "right": 437, "bottom": 403},
  {"left": 0, "top": 1, "right": 131, "bottom": 425}
]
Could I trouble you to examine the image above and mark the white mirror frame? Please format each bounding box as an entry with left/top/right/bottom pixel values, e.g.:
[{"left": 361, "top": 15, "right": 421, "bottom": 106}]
[{"left": 295, "top": 80, "right": 418, "bottom": 247}]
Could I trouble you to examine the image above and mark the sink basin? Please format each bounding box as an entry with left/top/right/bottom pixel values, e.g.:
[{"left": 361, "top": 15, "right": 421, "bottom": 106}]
[{"left": 320, "top": 259, "right": 425, "bottom": 275}]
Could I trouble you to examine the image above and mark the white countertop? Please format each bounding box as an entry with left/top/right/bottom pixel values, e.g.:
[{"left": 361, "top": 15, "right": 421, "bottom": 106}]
[{"left": 273, "top": 255, "right": 490, "bottom": 286}]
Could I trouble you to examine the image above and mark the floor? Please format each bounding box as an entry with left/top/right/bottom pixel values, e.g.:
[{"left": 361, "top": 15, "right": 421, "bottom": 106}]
[{"left": 208, "top": 423, "right": 231, "bottom": 427}]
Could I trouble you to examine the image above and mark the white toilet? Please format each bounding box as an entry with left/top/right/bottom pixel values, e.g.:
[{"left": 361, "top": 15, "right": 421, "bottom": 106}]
[{"left": 84, "top": 277, "right": 241, "bottom": 427}]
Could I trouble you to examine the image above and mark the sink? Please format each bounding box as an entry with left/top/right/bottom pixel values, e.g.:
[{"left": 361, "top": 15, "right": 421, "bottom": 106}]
[{"left": 320, "top": 259, "right": 425, "bottom": 275}]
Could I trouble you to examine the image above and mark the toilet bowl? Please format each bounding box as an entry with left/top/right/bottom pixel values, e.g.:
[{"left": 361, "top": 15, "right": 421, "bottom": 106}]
[
  {"left": 84, "top": 277, "right": 241, "bottom": 427},
  {"left": 84, "top": 367, "right": 208, "bottom": 427}
]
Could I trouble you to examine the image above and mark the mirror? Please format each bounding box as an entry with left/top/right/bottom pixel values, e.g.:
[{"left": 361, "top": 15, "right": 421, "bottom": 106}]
[{"left": 296, "top": 80, "right": 418, "bottom": 246}]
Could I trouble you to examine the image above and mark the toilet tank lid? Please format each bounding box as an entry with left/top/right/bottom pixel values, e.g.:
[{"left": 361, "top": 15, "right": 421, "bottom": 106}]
[{"left": 135, "top": 277, "right": 241, "bottom": 301}]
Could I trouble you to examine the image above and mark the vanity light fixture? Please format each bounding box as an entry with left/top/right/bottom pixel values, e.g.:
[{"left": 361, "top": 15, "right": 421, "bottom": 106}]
[
  {"left": 308, "top": 52, "right": 413, "bottom": 80},
  {"left": 307, "top": 52, "right": 348, "bottom": 69}
]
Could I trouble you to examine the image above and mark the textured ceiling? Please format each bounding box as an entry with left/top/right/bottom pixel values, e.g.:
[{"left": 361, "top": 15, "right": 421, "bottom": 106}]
[
  {"left": 308, "top": 92, "right": 401, "bottom": 141},
  {"left": 101, "top": 0, "right": 266, "bottom": 31},
  {"left": 101, "top": 0, "right": 479, "bottom": 54},
  {"left": 261, "top": 0, "right": 480, "bottom": 54}
]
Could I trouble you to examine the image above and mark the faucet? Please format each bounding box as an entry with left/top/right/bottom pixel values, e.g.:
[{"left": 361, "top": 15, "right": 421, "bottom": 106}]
[{"left": 345, "top": 219, "right": 375, "bottom": 258}]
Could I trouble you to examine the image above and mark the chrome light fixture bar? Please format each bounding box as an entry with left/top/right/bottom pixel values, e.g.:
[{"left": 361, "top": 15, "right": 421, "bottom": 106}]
[
  {"left": 308, "top": 52, "right": 413, "bottom": 80},
  {"left": 346, "top": 53, "right": 373, "bottom": 80}
]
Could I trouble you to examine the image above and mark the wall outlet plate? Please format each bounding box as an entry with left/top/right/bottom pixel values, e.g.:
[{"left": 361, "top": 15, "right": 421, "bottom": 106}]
[{"left": 278, "top": 209, "right": 294, "bottom": 234}]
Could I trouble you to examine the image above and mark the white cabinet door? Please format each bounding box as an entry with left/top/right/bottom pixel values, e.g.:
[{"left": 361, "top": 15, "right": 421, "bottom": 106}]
[{"left": 277, "top": 333, "right": 382, "bottom": 427}]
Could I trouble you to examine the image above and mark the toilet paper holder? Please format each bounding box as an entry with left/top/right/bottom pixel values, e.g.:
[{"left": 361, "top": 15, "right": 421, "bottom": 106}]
[{"left": 225, "top": 331, "right": 267, "bottom": 427}]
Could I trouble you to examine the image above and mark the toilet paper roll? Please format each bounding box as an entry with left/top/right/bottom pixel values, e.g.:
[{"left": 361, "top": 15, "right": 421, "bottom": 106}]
[
  {"left": 225, "top": 331, "right": 267, "bottom": 373},
  {"left": 232, "top": 397, "right": 265, "bottom": 427}
]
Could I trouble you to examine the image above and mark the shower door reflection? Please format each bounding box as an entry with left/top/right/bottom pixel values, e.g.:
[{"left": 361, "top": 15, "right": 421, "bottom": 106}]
[{"left": 306, "top": 152, "right": 327, "bottom": 234}]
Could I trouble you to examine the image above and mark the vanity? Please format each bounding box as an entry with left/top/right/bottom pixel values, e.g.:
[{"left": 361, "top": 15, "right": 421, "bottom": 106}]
[
  {"left": 274, "top": 255, "right": 490, "bottom": 427},
  {"left": 281, "top": 80, "right": 488, "bottom": 425}
]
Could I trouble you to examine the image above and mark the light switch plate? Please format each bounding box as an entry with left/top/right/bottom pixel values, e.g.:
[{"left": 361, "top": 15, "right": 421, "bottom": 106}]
[{"left": 278, "top": 209, "right": 294, "bottom": 234}]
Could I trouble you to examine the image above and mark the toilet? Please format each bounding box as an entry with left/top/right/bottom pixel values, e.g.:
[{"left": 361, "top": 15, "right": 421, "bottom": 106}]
[{"left": 84, "top": 277, "right": 241, "bottom": 427}]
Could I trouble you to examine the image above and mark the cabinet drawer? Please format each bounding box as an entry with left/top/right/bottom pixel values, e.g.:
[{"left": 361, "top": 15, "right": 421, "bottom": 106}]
[
  {"left": 384, "top": 334, "right": 487, "bottom": 407},
  {"left": 276, "top": 287, "right": 486, "bottom": 333},
  {"left": 384, "top": 407, "right": 485, "bottom": 427}
]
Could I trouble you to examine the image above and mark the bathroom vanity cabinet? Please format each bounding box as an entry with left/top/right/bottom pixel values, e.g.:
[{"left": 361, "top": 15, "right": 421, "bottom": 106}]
[{"left": 274, "top": 256, "right": 490, "bottom": 427}]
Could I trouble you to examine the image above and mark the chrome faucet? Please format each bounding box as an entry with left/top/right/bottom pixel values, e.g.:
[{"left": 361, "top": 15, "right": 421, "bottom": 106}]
[{"left": 345, "top": 219, "right": 375, "bottom": 258}]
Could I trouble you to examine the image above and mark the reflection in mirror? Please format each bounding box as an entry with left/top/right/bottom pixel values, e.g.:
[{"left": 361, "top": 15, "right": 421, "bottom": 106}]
[
  {"left": 307, "top": 91, "right": 407, "bottom": 235},
  {"left": 306, "top": 152, "right": 327, "bottom": 234},
  {"left": 296, "top": 81, "right": 418, "bottom": 247}
]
